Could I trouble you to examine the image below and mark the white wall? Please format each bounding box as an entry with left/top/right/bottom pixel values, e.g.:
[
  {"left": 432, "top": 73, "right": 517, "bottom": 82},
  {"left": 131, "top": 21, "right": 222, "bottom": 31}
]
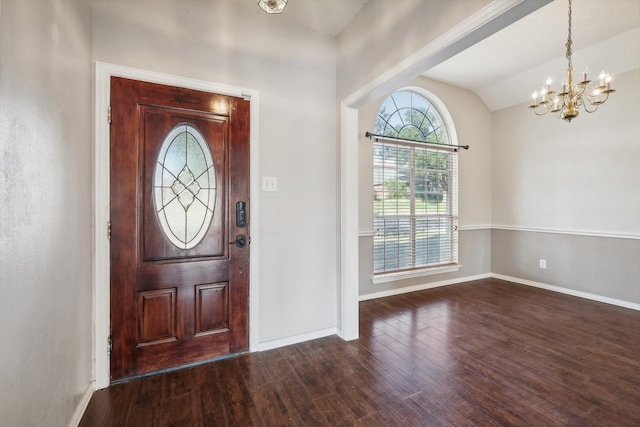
[
  {"left": 492, "top": 68, "right": 640, "bottom": 304},
  {"left": 92, "top": 0, "right": 338, "bottom": 343},
  {"left": 0, "top": 0, "right": 93, "bottom": 425},
  {"left": 358, "top": 76, "right": 493, "bottom": 296}
]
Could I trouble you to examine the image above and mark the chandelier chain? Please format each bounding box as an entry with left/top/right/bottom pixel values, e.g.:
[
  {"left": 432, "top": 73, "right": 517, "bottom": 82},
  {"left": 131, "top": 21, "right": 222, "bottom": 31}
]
[{"left": 565, "top": 0, "right": 572, "bottom": 70}]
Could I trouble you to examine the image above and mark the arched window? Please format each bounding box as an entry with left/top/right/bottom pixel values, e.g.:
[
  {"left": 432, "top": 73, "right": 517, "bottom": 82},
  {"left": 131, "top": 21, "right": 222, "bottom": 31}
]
[{"left": 373, "top": 90, "right": 458, "bottom": 275}]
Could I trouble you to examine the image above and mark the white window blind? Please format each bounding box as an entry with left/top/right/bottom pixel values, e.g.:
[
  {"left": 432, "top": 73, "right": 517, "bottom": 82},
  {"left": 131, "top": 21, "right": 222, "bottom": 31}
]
[{"left": 373, "top": 91, "right": 459, "bottom": 275}]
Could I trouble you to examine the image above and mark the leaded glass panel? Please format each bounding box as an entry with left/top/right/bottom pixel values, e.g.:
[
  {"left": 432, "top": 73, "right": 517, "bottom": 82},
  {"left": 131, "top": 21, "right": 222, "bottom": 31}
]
[{"left": 154, "top": 124, "right": 216, "bottom": 250}]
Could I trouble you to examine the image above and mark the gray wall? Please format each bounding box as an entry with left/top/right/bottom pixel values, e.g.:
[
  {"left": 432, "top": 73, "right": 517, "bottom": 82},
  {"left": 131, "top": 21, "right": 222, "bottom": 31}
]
[
  {"left": 0, "top": 0, "right": 94, "bottom": 425},
  {"left": 492, "top": 229, "right": 640, "bottom": 304}
]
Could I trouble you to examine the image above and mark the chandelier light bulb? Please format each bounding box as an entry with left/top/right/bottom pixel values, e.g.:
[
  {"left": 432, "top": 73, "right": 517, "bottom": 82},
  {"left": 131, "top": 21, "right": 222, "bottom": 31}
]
[
  {"left": 599, "top": 70, "right": 606, "bottom": 87},
  {"left": 605, "top": 74, "right": 612, "bottom": 91}
]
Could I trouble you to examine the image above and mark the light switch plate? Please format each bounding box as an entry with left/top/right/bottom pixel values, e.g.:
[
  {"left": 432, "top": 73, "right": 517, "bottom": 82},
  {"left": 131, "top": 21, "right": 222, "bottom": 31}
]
[{"left": 262, "top": 176, "right": 277, "bottom": 192}]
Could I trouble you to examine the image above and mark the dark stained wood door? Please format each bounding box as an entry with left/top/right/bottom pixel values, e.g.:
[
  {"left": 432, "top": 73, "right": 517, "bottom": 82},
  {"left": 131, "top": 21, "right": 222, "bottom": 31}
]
[{"left": 110, "top": 77, "right": 250, "bottom": 381}]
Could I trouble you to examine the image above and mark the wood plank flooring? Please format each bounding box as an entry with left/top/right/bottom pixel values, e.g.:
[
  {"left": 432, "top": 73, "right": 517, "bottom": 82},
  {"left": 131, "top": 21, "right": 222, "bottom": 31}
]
[{"left": 80, "top": 278, "right": 640, "bottom": 426}]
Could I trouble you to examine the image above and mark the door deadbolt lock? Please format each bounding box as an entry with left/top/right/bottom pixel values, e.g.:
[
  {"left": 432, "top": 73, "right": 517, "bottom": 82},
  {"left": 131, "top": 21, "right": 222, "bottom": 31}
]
[{"left": 230, "top": 234, "right": 247, "bottom": 248}]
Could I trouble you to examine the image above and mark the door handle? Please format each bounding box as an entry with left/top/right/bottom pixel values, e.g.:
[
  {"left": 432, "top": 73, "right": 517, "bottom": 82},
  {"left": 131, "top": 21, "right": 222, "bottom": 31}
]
[{"left": 229, "top": 234, "right": 247, "bottom": 248}]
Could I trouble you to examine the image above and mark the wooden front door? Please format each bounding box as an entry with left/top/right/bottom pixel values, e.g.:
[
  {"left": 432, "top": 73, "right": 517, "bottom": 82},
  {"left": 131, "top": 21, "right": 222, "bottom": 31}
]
[{"left": 109, "top": 77, "right": 250, "bottom": 381}]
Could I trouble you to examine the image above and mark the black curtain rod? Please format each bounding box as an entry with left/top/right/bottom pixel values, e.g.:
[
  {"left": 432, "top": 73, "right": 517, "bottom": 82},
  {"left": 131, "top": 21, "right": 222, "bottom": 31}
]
[{"left": 365, "top": 131, "right": 469, "bottom": 151}]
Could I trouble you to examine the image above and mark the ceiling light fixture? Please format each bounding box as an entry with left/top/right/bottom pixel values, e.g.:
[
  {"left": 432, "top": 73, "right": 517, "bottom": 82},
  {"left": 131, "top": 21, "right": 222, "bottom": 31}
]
[
  {"left": 257, "top": 0, "right": 288, "bottom": 14},
  {"left": 529, "top": 0, "right": 615, "bottom": 122}
]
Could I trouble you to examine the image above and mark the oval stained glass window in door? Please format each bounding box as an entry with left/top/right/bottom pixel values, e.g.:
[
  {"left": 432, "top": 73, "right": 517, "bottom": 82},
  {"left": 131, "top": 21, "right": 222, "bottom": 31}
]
[{"left": 153, "top": 124, "right": 216, "bottom": 250}]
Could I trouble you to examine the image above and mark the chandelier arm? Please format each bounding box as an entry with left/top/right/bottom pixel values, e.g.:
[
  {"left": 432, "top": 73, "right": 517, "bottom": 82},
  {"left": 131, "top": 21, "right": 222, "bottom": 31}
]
[
  {"left": 582, "top": 101, "right": 599, "bottom": 114},
  {"left": 572, "top": 96, "right": 584, "bottom": 110},
  {"left": 583, "top": 91, "right": 610, "bottom": 111},
  {"left": 583, "top": 93, "right": 599, "bottom": 106},
  {"left": 593, "top": 92, "right": 610, "bottom": 105},
  {"left": 530, "top": 104, "right": 551, "bottom": 116},
  {"left": 572, "top": 84, "right": 586, "bottom": 97}
]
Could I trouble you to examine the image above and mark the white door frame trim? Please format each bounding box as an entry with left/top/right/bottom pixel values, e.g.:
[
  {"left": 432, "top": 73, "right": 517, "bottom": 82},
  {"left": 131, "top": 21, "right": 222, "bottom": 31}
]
[
  {"left": 337, "top": 0, "right": 552, "bottom": 340},
  {"left": 93, "top": 62, "right": 260, "bottom": 389}
]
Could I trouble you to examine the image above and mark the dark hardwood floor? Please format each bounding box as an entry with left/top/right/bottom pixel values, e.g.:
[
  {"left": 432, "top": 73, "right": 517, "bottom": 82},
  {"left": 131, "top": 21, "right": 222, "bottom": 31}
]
[{"left": 80, "top": 278, "right": 640, "bottom": 426}]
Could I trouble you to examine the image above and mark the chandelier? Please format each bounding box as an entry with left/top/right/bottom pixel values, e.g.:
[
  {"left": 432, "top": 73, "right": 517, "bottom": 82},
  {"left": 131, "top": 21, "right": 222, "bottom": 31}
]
[
  {"left": 529, "top": 0, "right": 615, "bottom": 122},
  {"left": 257, "top": 0, "right": 288, "bottom": 14}
]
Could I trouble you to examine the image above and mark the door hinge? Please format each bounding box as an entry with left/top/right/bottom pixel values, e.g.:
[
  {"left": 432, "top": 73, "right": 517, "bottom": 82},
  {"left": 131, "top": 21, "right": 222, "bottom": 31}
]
[
  {"left": 107, "top": 221, "right": 112, "bottom": 240},
  {"left": 108, "top": 335, "right": 112, "bottom": 355},
  {"left": 107, "top": 105, "right": 112, "bottom": 124}
]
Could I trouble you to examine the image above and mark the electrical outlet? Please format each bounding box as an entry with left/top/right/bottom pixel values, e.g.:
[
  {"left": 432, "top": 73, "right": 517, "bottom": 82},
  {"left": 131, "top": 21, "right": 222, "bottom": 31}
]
[{"left": 539, "top": 259, "right": 547, "bottom": 269}]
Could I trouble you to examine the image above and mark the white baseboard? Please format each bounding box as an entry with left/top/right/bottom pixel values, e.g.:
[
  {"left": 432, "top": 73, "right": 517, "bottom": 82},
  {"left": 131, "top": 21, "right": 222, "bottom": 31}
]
[
  {"left": 256, "top": 327, "right": 338, "bottom": 352},
  {"left": 357, "top": 271, "right": 640, "bottom": 311},
  {"left": 69, "top": 381, "right": 94, "bottom": 427},
  {"left": 491, "top": 273, "right": 640, "bottom": 312},
  {"left": 358, "top": 273, "right": 492, "bottom": 301}
]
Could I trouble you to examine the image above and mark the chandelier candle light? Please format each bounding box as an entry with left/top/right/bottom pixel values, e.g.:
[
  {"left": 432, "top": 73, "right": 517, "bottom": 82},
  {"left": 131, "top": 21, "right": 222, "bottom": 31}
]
[{"left": 529, "top": 0, "right": 615, "bottom": 122}]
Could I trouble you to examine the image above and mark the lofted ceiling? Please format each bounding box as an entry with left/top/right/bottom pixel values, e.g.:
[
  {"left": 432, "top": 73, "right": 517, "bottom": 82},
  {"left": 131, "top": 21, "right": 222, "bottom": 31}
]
[
  {"left": 241, "top": 0, "right": 640, "bottom": 111},
  {"left": 422, "top": 0, "right": 640, "bottom": 111}
]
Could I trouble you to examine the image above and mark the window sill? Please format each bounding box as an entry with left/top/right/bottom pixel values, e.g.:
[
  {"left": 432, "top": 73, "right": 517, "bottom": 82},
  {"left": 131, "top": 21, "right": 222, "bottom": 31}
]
[{"left": 372, "top": 264, "right": 461, "bottom": 285}]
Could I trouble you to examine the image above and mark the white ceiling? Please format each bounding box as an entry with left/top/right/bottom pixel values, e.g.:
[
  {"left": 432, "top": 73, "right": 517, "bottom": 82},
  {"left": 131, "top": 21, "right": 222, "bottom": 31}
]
[{"left": 243, "top": 0, "right": 640, "bottom": 111}]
